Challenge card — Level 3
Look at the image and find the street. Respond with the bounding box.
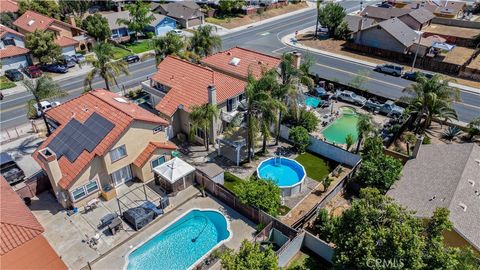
[1,0,479,130]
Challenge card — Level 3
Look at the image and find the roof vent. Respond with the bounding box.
[428,195,436,201]
[468,179,475,187]
[27,20,35,26]
[114,97,128,103]
[229,57,241,66]
[226,52,232,55]
[82,105,89,112]
[458,203,467,212]
[475,159,480,166]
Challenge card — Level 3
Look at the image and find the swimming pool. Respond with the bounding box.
[321,107,359,145]
[304,96,321,108]
[257,157,306,197]
[125,209,231,270]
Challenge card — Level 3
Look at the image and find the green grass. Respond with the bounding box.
[112,40,152,60]
[0,76,16,90]
[223,172,244,192]
[278,205,291,216]
[295,152,333,182]
[205,17,231,24]
[112,46,131,60]
[285,249,331,270]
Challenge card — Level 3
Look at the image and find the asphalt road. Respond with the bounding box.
[1,0,479,130]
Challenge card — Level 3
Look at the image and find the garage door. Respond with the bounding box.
[1,55,28,71]
[156,25,175,36]
[187,18,202,28]
[61,46,76,57]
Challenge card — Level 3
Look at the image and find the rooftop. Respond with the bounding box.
[361,17,419,47]
[13,10,84,34]
[155,2,203,20]
[100,11,167,30]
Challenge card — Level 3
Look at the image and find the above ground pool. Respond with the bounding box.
[126,209,230,270]
[257,157,306,197]
[321,107,359,145]
[304,96,321,108]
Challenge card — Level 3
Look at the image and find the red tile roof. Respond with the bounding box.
[1,0,19,13]
[153,56,247,117]
[0,24,24,38]
[13,10,84,34]
[55,36,78,47]
[0,45,29,58]
[33,89,168,189]
[133,141,177,167]
[0,176,44,255]
[201,47,281,80]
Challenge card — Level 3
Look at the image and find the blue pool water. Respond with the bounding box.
[257,158,305,187]
[305,96,321,108]
[126,210,230,270]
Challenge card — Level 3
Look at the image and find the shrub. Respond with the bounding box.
[313,209,337,243]
[442,126,461,141]
[145,31,154,39]
[298,108,319,132]
[27,99,38,119]
[289,126,310,153]
[422,135,431,144]
[233,178,281,216]
[322,177,332,190]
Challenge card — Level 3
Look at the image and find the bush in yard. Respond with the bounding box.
[322,177,332,190]
[334,20,351,40]
[233,178,281,216]
[26,99,38,119]
[317,2,346,38]
[298,108,319,132]
[289,126,310,153]
[25,30,61,64]
[220,240,279,270]
[313,209,337,243]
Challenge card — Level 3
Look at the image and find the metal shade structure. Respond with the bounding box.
[153,157,195,185]
[432,42,455,52]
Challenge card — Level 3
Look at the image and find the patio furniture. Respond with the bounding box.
[123,207,155,231]
[98,213,118,229]
[141,201,164,217]
[84,198,99,213]
[108,217,123,235]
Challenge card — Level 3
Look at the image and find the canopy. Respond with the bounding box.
[432,42,455,51]
[153,157,195,184]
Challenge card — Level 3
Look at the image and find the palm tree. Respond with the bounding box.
[189,25,222,57]
[355,113,374,154]
[148,32,187,64]
[401,131,416,156]
[84,42,130,91]
[189,103,219,151]
[24,76,67,135]
[402,74,460,133]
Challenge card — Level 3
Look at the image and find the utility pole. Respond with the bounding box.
[315,0,323,39]
[411,33,423,71]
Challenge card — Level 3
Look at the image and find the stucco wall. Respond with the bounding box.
[136,149,173,182]
[303,231,334,263]
[355,26,407,53]
[278,232,305,267]
[50,21,74,38]
[0,32,25,48]
[399,15,422,31]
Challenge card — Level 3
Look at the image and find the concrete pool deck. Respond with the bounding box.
[90,196,257,270]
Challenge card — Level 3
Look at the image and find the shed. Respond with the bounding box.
[153,157,195,194]
[196,163,224,185]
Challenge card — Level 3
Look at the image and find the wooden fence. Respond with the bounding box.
[15,171,51,199]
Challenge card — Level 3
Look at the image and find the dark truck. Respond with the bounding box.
[1,152,25,185]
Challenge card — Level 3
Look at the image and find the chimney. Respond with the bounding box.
[208,84,218,143]
[68,15,76,27]
[39,148,67,207]
[291,51,302,69]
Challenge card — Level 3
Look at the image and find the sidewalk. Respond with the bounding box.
[282,27,480,95]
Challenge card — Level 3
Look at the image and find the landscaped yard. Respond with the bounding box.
[286,249,331,270]
[112,40,152,59]
[223,172,244,192]
[0,76,16,90]
[295,152,333,182]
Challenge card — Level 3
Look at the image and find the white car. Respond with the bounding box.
[336,91,367,106]
[170,29,184,35]
[33,101,61,117]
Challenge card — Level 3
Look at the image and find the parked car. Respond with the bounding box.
[364,99,404,117]
[364,98,382,112]
[41,63,68,73]
[336,90,367,106]
[402,70,434,81]
[313,86,331,100]
[23,66,43,78]
[123,54,140,64]
[374,63,404,76]
[33,100,61,117]
[0,152,25,185]
[170,29,183,35]
[72,53,86,63]
[60,56,76,68]
[4,69,24,81]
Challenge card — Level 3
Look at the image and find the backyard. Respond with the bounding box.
[0,76,16,90]
[112,40,152,59]
[286,248,331,270]
[295,152,333,182]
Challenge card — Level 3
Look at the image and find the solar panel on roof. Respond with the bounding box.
[47,113,115,163]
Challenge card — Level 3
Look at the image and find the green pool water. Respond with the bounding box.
[322,114,359,145]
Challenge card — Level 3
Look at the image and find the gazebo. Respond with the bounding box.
[153,157,196,194]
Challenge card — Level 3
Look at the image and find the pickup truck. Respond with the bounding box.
[365,99,404,117]
[0,152,25,185]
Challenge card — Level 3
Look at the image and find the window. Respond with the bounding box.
[3,38,15,46]
[153,126,164,134]
[227,98,234,112]
[195,127,205,139]
[111,165,132,186]
[110,145,127,162]
[70,179,99,202]
[151,156,166,170]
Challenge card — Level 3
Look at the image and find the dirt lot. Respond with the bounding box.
[424,24,480,39]
[467,54,480,70]
[443,46,476,65]
[206,2,308,29]
[297,33,480,88]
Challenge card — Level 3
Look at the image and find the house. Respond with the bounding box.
[359,6,434,31]
[0,24,30,72]
[201,46,282,80]
[393,0,467,19]
[142,56,247,143]
[13,10,94,55]
[0,176,67,269]
[32,89,176,208]
[151,1,204,29]
[387,143,480,252]
[344,15,375,33]
[409,34,447,57]
[101,11,177,42]
[1,0,19,13]
[351,18,419,54]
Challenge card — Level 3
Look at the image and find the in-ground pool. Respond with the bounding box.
[257,157,306,197]
[321,107,359,145]
[304,96,321,108]
[126,209,231,270]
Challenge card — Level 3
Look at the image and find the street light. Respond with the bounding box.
[411,32,423,71]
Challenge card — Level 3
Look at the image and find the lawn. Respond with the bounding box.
[0,76,16,90]
[295,152,333,182]
[112,40,152,60]
[223,172,244,192]
[286,249,331,270]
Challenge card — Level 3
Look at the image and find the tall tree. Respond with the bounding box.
[59,0,88,17]
[189,25,222,57]
[23,77,67,135]
[402,74,460,133]
[148,31,186,64]
[233,178,281,216]
[82,14,112,42]
[0,12,17,29]
[355,113,374,153]
[25,30,61,64]
[84,42,130,91]
[117,0,154,41]
[220,240,280,270]
[218,0,245,15]
[189,103,219,151]
[317,2,346,38]
[18,0,60,18]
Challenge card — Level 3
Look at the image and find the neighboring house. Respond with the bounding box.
[0,176,67,269]
[387,143,480,253]
[409,34,447,57]
[152,1,204,29]
[142,56,247,143]
[0,24,30,72]
[390,0,467,19]
[344,15,375,33]
[13,10,94,55]
[32,89,175,208]
[351,18,419,54]
[360,6,434,31]
[201,46,281,80]
[1,0,19,13]
[100,11,177,42]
